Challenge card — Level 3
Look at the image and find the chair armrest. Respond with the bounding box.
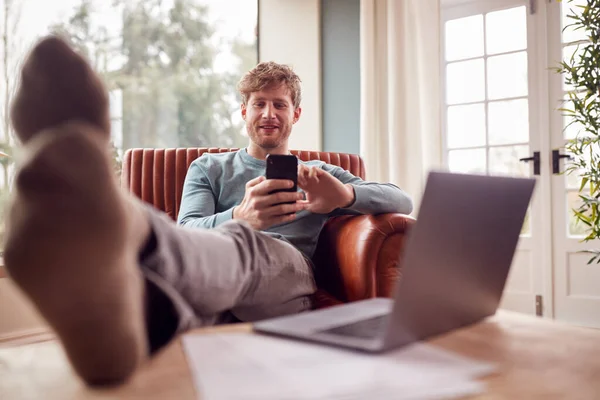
[312,213,416,303]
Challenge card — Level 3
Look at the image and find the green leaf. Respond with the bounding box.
[580,176,590,192]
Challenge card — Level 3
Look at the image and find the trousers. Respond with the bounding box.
[139,206,317,352]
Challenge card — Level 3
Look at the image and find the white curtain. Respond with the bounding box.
[360,0,442,212]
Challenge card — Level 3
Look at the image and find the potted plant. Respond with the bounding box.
[557,0,600,262]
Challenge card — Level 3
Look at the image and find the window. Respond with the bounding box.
[442,2,533,235]
[0,0,258,250]
[443,5,530,177]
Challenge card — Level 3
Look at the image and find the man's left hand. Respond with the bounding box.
[297,164,355,214]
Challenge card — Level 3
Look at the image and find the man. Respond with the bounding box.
[177,61,413,321]
[3,36,412,387]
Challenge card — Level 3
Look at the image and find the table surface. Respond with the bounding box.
[1,310,600,399]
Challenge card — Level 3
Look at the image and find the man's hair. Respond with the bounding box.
[237,61,302,109]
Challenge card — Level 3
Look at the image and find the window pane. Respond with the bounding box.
[568,190,592,237]
[521,209,531,236]
[54,0,257,151]
[445,15,484,61]
[487,52,528,100]
[447,104,486,149]
[109,90,124,151]
[488,99,529,145]
[446,59,485,104]
[0,0,258,251]
[486,6,527,55]
[0,164,6,189]
[489,145,530,177]
[566,167,583,190]
[563,113,588,140]
[448,149,486,174]
[561,92,592,140]
[562,0,589,44]
[565,147,590,190]
[562,44,586,92]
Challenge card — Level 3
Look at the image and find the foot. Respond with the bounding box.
[4,36,151,386]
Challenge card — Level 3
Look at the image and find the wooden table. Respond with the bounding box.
[1,311,599,399]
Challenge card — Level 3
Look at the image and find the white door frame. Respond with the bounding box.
[533,0,556,319]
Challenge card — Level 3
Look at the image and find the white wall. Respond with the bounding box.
[258,0,322,152]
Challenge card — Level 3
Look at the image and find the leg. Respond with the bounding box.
[5,124,150,385]
[140,205,316,331]
[5,36,152,386]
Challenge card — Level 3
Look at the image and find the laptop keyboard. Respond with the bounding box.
[318,315,389,339]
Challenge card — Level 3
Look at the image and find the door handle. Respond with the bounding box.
[552,149,573,174]
[519,151,540,175]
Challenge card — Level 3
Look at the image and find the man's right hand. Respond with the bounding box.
[232,176,306,230]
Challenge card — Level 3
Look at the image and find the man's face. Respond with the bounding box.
[241,84,301,151]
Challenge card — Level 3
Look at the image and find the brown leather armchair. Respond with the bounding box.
[121,148,415,308]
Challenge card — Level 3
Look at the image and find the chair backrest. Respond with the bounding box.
[121,147,366,221]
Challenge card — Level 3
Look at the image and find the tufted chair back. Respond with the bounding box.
[121,148,366,220]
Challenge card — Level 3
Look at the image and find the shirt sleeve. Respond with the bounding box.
[322,164,414,215]
[177,161,235,228]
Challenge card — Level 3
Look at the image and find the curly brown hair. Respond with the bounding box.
[237,61,302,109]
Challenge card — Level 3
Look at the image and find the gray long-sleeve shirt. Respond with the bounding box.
[177,149,413,259]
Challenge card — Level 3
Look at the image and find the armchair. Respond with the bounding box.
[121,148,415,308]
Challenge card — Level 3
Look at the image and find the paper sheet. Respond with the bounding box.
[182,332,496,400]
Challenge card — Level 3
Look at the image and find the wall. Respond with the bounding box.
[321,0,361,155]
[258,0,322,152]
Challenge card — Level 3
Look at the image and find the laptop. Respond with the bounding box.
[253,171,536,352]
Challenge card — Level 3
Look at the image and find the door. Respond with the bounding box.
[548,0,600,328]
[441,0,550,316]
[442,0,600,328]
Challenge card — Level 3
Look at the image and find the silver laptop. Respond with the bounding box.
[253,171,536,352]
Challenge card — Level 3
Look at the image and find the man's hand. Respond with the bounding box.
[233,176,306,230]
[297,164,355,214]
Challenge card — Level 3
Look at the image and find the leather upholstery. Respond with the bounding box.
[122,148,415,308]
[312,213,414,303]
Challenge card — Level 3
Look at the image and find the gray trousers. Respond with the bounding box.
[139,207,317,352]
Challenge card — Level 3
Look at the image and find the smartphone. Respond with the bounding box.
[265,154,298,197]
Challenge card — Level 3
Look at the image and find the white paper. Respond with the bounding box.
[182,332,495,400]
